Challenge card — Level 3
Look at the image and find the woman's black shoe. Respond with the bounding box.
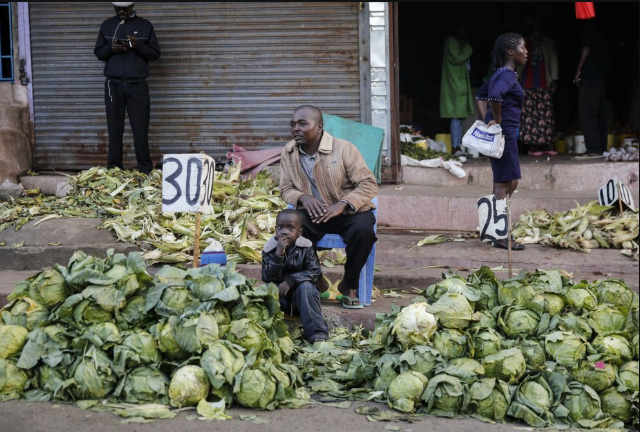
[492,239,525,250]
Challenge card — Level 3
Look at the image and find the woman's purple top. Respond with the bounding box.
[476,67,524,131]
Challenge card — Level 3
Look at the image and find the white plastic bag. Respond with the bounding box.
[462,120,505,158]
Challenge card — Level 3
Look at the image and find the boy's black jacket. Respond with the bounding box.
[94,13,161,82]
[261,236,321,290]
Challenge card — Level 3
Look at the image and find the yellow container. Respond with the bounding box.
[435,133,452,153]
[555,139,567,154]
[607,134,616,150]
[415,139,427,149]
[618,134,636,147]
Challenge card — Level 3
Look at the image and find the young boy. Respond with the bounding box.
[262,209,329,343]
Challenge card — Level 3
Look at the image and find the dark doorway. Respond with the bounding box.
[398,2,640,139]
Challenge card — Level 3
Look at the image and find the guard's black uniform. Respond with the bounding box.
[94,12,161,173]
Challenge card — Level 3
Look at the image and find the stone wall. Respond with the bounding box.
[0,3,31,197]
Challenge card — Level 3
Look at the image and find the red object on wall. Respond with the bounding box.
[576,2,596,19]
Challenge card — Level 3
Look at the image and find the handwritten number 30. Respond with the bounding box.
[162,157,182,205]
[162,157,213,207]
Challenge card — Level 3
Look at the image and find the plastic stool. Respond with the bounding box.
[286,197,377,306]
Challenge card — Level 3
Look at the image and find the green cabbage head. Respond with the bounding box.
[469,327,502,359]
[433,329,468,359]
[518,340,546,371]
[0,359,30,401]
[592,334,633,365]
[617,361,639,392]
[499,306,541,338]
[560,382,602,423]
[588,305,627,335]
[28,269,69,308]
[594,279,634,314]
[600,387,633,423]
[118,366,170,404]
[564,283,598,311]
[233,364,277,409]
[399,345,442,379]
[421,373,469,417]
[426,293,479,329]
[0,325,28,359]
[391,303,438,349]
[168,365,210,408]
[441,358,484,384]
[72,346,118,400]
[387,371,428,413]
[558,312,593,341]
[468,378,511,422]
[544,331,587,367]
[481,348,527,384]
[572,360,617,392]
[1,298,49,330]
[506,374,555,428]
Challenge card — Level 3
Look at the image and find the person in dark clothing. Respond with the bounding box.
[262,209,329,344]
[94,2,161,174]
[574,18,609,156]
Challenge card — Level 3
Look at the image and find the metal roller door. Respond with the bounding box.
[29,2,362,170]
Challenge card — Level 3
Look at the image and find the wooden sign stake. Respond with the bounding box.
[193,212,201,268]
[617,180,624,215]
[507,195,513,277]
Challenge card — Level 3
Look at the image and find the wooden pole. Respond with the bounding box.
[193,212,201,268]
[617,180,624,215]
[507,195,513,277]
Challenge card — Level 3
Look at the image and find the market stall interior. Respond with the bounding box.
[397,2,639,156]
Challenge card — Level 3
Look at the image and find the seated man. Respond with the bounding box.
[262,209,328,343]
[279,105,378,309]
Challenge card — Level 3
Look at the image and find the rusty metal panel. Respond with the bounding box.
[29,2,361,170]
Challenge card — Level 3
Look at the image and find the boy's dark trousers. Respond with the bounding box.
[104,80,153,173]
[280,282,328,343]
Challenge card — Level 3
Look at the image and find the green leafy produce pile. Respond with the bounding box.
[2,258,638,429]
[0,165,284,264]
[513,201,639,261]
[400,142,455,161]
[294,267,639,430]
[0,250,306,418]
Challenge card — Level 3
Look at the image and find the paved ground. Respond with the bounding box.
[0,400,535,432]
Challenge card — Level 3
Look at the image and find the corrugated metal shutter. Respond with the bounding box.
[29,2,361,170]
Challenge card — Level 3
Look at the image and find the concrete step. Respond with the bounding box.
[377,184,640,231]
[20,174,71,197]
[400,156,639,191]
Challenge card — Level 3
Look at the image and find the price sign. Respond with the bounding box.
[598,178,635,211]
[162,154,215,214]
[477,195,508,241]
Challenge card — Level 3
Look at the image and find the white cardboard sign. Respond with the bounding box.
[162,154,215,214]
[477,194,508,241]
[598,178,635,211]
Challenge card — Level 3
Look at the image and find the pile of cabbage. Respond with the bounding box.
[2,256,639,430]
[0,250,305,413]
[295,267,639,430]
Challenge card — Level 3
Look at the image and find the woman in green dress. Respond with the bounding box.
[440,24,474,153]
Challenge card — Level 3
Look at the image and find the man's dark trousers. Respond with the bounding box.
[298,210,377,294]
[105,80,153,173]
[579,80,608,154]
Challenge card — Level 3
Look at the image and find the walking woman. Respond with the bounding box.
[476,33,528,250]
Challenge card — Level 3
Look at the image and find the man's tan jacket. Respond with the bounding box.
[279,131,378,213]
